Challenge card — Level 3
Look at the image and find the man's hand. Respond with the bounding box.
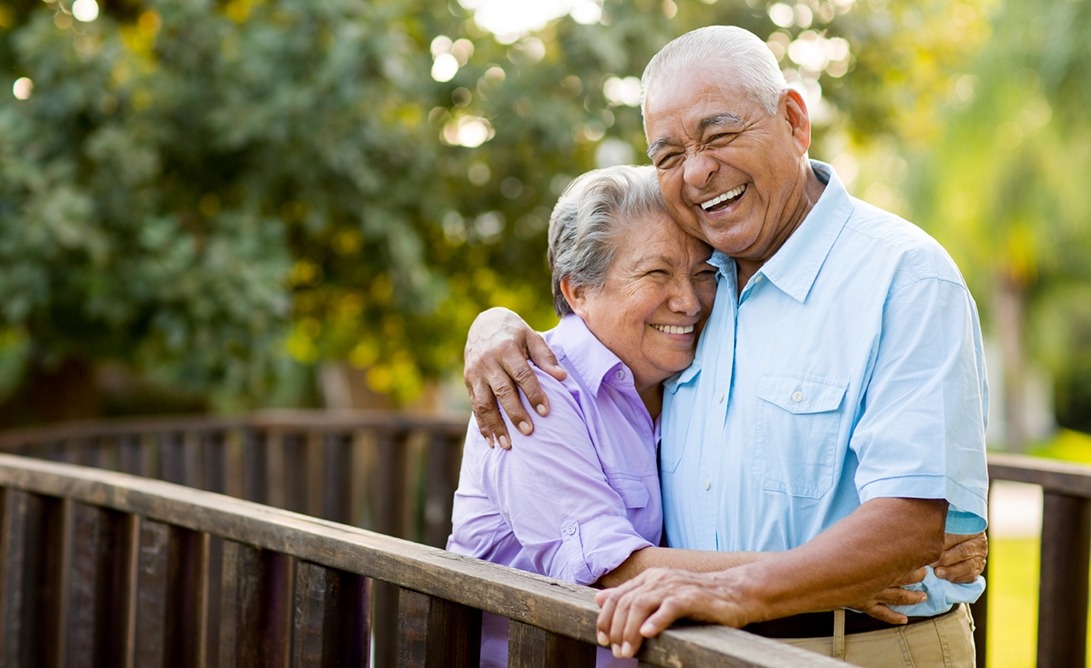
[848,568,927,624]
[594,568,754,659]
[933,532,987,583]
[463,308,566,448]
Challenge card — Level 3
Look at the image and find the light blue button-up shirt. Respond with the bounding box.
[660,161,989,616]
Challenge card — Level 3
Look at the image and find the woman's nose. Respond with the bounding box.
[670,279,701,316]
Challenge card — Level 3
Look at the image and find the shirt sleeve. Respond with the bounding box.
[851,271,990,534]
[482,369,655,585]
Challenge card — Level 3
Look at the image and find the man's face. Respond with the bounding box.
[643,65,811,265]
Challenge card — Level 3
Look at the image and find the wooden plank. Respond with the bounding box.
[221,542,293,668]
[1037,492,1090,668]
[100,510,139,668]
[304,430,325,518]
[241,429,269,504]
[293,562,371,667]
[989,453,1091,496]
[509,619,595,667]
[321,432,353,525]
[134,519,171,667]
[164,526,209,668]
[67,503,105,668]
[0,489,29,666]
[422,429,463,548]
[371,428,408,668]
[397,588,480,668]
[161,431,186,484]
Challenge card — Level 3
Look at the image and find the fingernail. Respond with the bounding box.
[621,642,632,657]
[536,404,548,416]
[934,568,946,578]
[597,632,608,646]
[518,421,531,435]
[485,435,495,448]
[499,435,510,449]
[612,644,623,658]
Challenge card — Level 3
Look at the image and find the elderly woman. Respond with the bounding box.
[447,165,930,666]
[447,165,723,666]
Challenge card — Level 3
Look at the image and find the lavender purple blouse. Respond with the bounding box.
[447,314,664,666]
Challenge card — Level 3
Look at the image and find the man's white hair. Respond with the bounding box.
[640,25,788,126]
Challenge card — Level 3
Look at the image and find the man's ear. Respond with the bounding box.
[559,277,588,317]
[782,88,812,154]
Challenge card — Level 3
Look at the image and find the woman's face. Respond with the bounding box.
[568,211,716,393]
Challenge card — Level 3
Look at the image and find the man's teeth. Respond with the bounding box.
[700,184,746,211]
[653,324,694,334]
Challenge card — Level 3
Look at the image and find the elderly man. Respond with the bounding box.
[464,25,988,666]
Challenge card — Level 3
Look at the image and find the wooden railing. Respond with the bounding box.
[0,410,467,667]
[1,413,1088,667]
[985,454,1091,668]
[0,453,842,667]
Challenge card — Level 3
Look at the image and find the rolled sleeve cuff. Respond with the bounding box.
[859,474,988,535]
[555,515,654,586]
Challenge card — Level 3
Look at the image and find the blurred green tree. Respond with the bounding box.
[902,0,1091,445]
[0,0,993,423]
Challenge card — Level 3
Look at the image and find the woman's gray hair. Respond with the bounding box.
[548,164,666,316]
[641,26,787,122]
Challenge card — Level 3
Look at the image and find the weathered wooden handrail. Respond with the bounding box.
[3,413,1089,666]
[987,454,1091,668]
[0,453,841,667]
[0,410,469,666]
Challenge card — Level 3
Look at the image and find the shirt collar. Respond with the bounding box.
[552,314,626,395]
[710,160,852,304]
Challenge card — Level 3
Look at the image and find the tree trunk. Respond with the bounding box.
[994,271,1029,452]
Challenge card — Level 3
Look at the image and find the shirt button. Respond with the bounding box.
[563,522,577,536]
[614,369,626,380]
[702,479,711,491]
[716,392,725,405]
[791,391,804,402]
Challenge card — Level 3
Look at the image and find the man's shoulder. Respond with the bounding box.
[838,198,965,284]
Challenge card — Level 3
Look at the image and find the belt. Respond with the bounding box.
[743,603,961,639]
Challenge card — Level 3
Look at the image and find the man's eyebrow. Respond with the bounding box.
[698,112,744,132]
[646,112,745,160]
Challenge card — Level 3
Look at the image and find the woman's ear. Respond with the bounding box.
[559,277,588,317]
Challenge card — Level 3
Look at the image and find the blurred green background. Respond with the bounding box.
[3,0,1090,446]
[3,1,1091,664]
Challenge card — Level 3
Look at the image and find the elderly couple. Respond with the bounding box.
[447,25,989,667]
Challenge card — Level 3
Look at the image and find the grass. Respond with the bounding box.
[986,537,1040,668]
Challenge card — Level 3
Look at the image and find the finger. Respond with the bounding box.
[498,360,545,434]
[490,378,534,439]
[526,332,567,385]
[934,532,986,567]
[873,585,927,607]
[857,602,909,625]
[935,557,986,584]
[468,378,514,449]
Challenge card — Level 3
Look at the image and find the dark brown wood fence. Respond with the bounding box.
[1,412,1087,667]
[0,452,843,667]
[0,410,467,667]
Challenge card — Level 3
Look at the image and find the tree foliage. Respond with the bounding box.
[903,0,1091,438]
[0,0,997,418]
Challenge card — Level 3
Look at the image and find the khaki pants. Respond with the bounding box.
[779,605,976,667]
